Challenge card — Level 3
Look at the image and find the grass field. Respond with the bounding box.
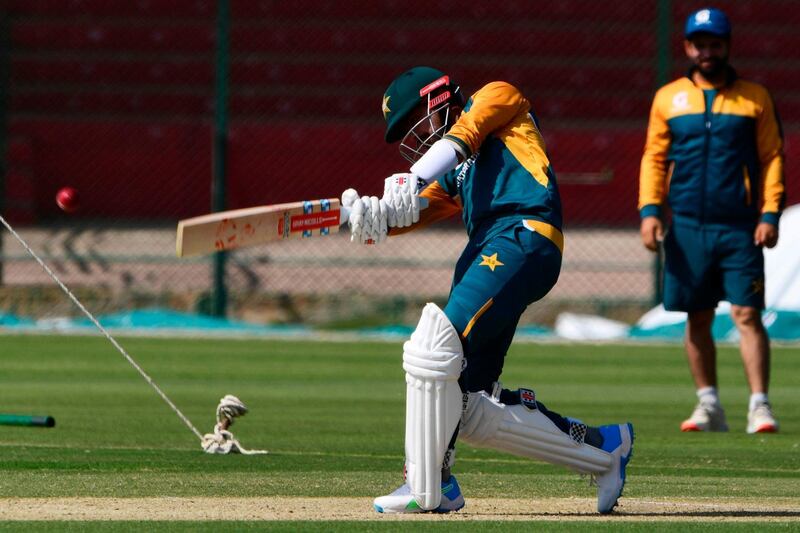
[1,333,799,530]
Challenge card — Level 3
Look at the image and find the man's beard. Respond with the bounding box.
[697,57,728,78]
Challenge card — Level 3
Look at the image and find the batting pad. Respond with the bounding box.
[402,303,464,511]
[460,391,612,474]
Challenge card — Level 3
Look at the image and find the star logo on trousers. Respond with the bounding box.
[479,253,504,272]
[751,278,765,295]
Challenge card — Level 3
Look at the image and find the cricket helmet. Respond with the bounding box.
[381,66,462,163]
[685,7,731,39]
[382,66,461,141]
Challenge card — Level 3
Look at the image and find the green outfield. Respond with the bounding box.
[0,334,798,530]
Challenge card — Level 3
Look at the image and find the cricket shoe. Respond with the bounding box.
[373,475,465,514]
[595,422,634,514]
[680,401,729,432]
[747,401,779,434]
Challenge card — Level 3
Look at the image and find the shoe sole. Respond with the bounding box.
[437,502,465,513]
[374,502,465,514]
[680,422,729,432]
[748,424,778,434]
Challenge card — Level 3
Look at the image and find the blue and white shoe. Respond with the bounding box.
[373,475,465,514]
[595,423,634,514]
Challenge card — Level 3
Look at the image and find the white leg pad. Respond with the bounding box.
[402,303,464,511]
[460,391,612,474]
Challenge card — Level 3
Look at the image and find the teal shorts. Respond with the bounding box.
[443,220,562,393]
[663,221,765,312]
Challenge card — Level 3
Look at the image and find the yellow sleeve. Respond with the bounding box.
[756,90,786,221]
[638,90,672,216]
[388,181,462,236]
[444,82,530,157]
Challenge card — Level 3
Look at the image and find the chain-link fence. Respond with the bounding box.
[1,1,798,329]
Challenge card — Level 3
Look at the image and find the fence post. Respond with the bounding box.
[211,0,230,316]
[653,0,672,306]
[0,6,10,286]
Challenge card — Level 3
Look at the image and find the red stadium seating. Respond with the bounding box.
[11,57,655,99]
[8,119,797,225]
[11,20,654,58]
[8,120,213,219]
[11,57,214,86]
[673,0,795,26]
[232,0,657,23]
[11,91,656,121]
[3,137,36,223]
[11,91,213,116]
[230,25,655,58]
[3,1,798,225]
[11,21,214,53]
[9,0,655,23]
[7,0,215,18]
[231,62,655,93]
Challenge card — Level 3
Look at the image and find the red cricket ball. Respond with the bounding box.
[56,187,79,213]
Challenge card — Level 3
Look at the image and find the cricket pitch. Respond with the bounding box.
[3,497,799,522]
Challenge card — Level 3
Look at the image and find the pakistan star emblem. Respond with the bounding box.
[479,253,504,272]
[751,279,765,295]
[382,95,391,118]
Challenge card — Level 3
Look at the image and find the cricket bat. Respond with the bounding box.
[176,197,430,257]
[176,198,344,257]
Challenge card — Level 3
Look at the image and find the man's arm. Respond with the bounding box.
[639,91,671,251]
[754,89,785,248]
[444,81,530,159]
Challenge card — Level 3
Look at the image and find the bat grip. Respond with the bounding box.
[339,197,429,225]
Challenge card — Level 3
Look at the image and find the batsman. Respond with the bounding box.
[341,67,634,515]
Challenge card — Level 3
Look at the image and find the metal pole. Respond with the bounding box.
[211,0,230,316]
[653,0,672,306]
[0,7,10,285]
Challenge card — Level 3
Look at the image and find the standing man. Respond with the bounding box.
[639,8,785,433]
[343,66,633,514]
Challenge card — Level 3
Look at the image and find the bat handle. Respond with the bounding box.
[339,197,429,225]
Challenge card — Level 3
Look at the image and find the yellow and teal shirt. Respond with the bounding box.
[639,68,785,227]
[395,81,563,252]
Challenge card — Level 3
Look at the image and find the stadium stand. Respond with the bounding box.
[4,0,797,224]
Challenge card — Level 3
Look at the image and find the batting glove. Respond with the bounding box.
[383,173,422,228]
[341,188,387,244]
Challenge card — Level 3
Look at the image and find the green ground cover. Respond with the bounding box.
[0,334,798,529]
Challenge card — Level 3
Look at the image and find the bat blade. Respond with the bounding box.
[176,198,342,257]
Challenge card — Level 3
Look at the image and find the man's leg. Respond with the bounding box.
[460,388,633,514]
[680,309,728,432]
[662,223,726,431]
[373,303,465,513]
[731,305,769,393]
[373,238,491,516]
[685,309,717,389]
[731,305,778,433]
[446,228,633,513]
[717,224,776,433]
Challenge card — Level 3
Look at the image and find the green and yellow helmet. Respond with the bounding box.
[381,66,461,143]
